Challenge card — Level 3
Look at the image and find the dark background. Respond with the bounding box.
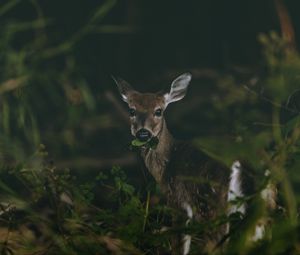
[8,0,300,81]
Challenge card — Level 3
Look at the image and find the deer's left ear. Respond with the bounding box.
[112,76,134,103]
[164,73,192,106]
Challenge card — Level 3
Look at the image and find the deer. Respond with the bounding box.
[113,73,276,255]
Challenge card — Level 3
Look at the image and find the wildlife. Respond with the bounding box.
[113,73,275,254]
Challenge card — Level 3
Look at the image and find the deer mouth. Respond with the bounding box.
[135,129,152,142]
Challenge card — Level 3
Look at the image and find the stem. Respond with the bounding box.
[269,106,298,226]
[272,106,282,144]
[143,191,150,232]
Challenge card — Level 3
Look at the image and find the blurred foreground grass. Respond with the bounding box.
[1,1,300,254]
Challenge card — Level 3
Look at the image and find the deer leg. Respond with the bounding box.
[170,202,193,255]
[182,202,193,255]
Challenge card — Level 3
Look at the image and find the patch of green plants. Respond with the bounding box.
[0,147,176,254]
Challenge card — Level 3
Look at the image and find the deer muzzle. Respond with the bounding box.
[136,128,152,142]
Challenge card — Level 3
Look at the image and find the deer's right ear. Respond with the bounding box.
[112,76,133,103]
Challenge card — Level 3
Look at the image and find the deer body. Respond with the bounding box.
[113,73,270,254]
[141,123,229,222]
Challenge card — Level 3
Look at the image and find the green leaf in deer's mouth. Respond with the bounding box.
[131,139,148,147]
[131,137,159,149]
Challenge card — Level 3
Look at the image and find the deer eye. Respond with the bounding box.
[154,108,162,117]
[129,108,136,117]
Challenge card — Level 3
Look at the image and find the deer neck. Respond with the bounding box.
[141,120,173,183]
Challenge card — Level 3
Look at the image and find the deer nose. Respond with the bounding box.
[136,129,152,142]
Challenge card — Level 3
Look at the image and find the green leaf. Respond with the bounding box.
[131,139,148,147]
[131,137,159,149]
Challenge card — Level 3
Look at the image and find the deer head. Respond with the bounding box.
[113,73,192,143]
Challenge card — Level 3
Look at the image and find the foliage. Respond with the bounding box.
[194,31,300,254]
[0,148,176,254]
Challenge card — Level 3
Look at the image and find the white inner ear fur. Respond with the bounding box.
[164,73,192,106]
[121,94,128,103]
[112,76,134,104]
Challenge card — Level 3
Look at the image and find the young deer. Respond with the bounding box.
[113,73,274,254]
